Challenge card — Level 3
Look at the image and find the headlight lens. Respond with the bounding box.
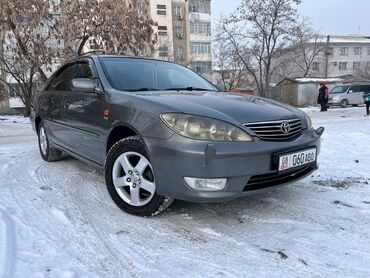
[160,113,253,142]
[304,113,312,129]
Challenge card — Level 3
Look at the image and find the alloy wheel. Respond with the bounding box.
[39,126,48,155]
[112,151,156,207]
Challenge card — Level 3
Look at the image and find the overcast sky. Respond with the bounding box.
[212,0,370,36]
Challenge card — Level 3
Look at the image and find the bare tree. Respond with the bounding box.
[354,62,370,80]
[289,19,323,77]
[213,31,248,91]
[221,0,302,97]
[0,0,59,116]
[57,0,156,59]
[0,0,157,116]
[0,82,6,109]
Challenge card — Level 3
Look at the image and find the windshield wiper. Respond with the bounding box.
[164,87,215,91]
[127,88,159,92]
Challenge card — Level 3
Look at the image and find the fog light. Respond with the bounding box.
[183,177,227,191]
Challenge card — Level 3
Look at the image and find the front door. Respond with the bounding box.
[59,59,106,165]
[42,63,76,146]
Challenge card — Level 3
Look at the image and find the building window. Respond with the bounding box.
[158,46,169,57]
[157,4,166,15]
[158,26,167,36]
[191,42,211,54]
[190,2,210,13]
[339,62,347,70]
[8,83,20,97]
[312,62,319,71]
[138,2,145,15]
[353,62,361,70]
[174,6,183,18]
[190,22,211,35]
[175,26,183,39]
[354,47,362,55]
[191,62,212,74]
[340,47,348,55]
[176,46,184,60]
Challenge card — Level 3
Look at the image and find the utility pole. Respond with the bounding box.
[324,35,330,78]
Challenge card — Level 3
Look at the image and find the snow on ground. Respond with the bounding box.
[0,107,369,278]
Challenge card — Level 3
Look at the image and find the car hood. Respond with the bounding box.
[132,91,304,125]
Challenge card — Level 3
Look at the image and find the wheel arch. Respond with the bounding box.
[106,125,139,154]
[35,116,42,134]
[340,99,349,107]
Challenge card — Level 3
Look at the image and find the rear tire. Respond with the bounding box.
[38,122,63,162]
[104,137,174,216]
[340,99,348,108]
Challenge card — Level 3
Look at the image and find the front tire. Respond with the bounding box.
[340,99,348,108]
[104,137,173,216]
[38,122,63,162]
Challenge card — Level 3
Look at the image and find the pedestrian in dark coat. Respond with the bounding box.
[363,90,370,116]
[317,82,329,112]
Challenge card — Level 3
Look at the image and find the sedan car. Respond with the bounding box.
[31,55,324,216]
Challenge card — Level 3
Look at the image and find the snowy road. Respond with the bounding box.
[0,107,369,277]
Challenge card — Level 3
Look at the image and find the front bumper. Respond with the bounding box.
[328,99,340,105]
[144,128,323,202]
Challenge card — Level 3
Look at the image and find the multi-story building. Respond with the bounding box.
[150,0,212,80]
[274,35,370,81]
[316,35,370,78]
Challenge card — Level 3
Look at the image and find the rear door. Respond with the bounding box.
[59,58,106,165]
[353,85,365,104]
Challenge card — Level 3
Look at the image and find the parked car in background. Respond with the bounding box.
[31,55,324,216]
[328,83,370,108]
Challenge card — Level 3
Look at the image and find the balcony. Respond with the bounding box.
[189,12,211,22]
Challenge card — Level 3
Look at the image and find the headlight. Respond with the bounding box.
[304,113,312,129]
[160,113,253,142]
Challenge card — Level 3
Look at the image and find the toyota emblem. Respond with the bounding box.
[280,122,291,134]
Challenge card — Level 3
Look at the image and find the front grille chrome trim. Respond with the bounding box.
[243,119,302,141]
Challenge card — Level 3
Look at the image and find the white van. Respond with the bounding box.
[328,83,370,108]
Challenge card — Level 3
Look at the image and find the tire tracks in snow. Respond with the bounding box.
[8,152,137,277]
[70,170,141,278]
[0,209,16,278]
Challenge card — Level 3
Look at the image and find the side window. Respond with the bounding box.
[351,86,365,93]
[359,85,367,92]
[74,61,94,79]
[73,59,102,91]
[47,63,76,91]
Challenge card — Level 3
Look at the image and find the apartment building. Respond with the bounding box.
[150,0,212,80]
[316,35,370,78]
[274,35,370,81]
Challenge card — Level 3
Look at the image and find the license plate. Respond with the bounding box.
[278,148,316,172]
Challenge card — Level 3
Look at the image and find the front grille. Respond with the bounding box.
[243,165,316,192]
[244,119,302,141]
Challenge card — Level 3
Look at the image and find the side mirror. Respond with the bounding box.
[71,78,97,92]
[348,90,353,94]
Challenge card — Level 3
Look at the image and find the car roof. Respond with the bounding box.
[76,54,180,65]
[334,83,370,86]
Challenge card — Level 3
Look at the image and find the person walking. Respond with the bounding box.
[364,90,370,116]
[317,82,329,112]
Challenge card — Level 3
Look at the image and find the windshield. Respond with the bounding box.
[330,85,349,94]
[99,57,217,92]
